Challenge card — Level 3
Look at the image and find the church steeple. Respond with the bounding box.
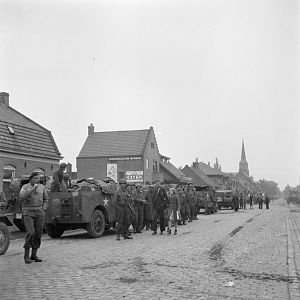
[239,139,249,176]
[241,140,246,161]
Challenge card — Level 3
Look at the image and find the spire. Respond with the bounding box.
[241,140,246,161]
[239,139,249,176]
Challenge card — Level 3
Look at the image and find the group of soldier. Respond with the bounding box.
[113,179,213,240]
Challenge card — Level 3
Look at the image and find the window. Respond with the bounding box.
[146,158,149,170]
[3,165,16,182]
[153,160,158,173]
[7,126,15,134]
[151,142,155,149]
[34,168,45,176]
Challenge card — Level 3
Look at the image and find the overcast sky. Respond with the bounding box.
[0,0,299,189]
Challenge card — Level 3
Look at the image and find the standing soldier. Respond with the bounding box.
[178,188,187,225]
[114,179,133,240]
[232,191,239,211]
[151,180,168,235]
[265,193,270,209]
[258,193,263,209]
[132,184,145,233]
[185,187,192,222]
[19,172,48,264]
[144,185,154,230]
[50,163,67,192]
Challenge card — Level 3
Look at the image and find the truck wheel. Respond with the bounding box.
[13,218,26,232]
[46,224,65,238]
[0,222,10,255]
[87,209,105,238]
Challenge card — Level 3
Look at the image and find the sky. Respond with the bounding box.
[0,0,299,189]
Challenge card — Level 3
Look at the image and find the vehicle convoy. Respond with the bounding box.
[0,201,14,255]
[215,190,234,210]
[45,179,117,238]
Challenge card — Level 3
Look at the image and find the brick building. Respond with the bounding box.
[159,155,192,185]
[181,164,216,189]
[0,92,62,195]
[77,124,161,184]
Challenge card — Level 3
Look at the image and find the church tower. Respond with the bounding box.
[239,140,249,176]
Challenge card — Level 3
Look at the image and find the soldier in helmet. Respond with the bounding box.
[132,184,146,233]
[114,179,133,240]
[50,163,67,192]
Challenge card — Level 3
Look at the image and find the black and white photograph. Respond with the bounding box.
[0,0,299,299]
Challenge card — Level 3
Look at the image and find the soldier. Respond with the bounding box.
[50,163,67,192]
[132,184,146,233]
[185,187,192,222]
[151,180,168,235]
[232,191,239,211]
[265,194,270,209]
[258,193,263,209]
[144,185,154,230]
[19,172,48,264]
[178,188,187,225]
[114,179,133,240]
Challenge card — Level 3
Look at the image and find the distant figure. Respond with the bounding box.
[249,194,253,209]
[50,163,67,192]
[265,194,270,209]
[258,193,263,209]
[233,192,239,212]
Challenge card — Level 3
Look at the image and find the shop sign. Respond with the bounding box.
[126,171,143,183]
[109,157,142,161]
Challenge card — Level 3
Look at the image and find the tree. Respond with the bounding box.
[258,179,281,198]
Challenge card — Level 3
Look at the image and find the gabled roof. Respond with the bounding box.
[78,128,150,158]
[182,165,217,188]
[196,162,229,177]
[0,104,62,159]
[160,160,192,183]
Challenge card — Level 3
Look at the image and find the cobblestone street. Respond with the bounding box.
[1,199,300,300]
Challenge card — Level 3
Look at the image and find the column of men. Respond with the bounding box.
[114,180,205,241]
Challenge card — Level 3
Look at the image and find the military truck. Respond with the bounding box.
[0,202,14,255]
[45,179,117,238]
[215,190,234,210]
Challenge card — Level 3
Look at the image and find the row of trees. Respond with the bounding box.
[258,179,281,198]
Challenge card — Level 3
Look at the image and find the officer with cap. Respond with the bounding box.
[19,172,48,263]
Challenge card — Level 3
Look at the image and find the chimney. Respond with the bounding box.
[88,123,94,136]
[66,163,72,173]
[0,92,9,106]
[208,161,210,167]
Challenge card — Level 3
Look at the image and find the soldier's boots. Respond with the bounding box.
[152,231,157,235]
[174,229,177,235]
[30,248,42,262]
[116,234,120,241]
[124,234,133,239]
[167,228,171,235]
[24,248,32,264]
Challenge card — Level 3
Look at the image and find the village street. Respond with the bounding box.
[1,199,300,300]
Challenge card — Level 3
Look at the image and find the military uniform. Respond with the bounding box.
[178,190,187,225]
[144,187,154,229]
[132,186,144,233]
[185,188,192,222]
[115,182,133,240]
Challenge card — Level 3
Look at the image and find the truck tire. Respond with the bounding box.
[0,222,10,255]
[46,224,65,238]
[87,209,105,238]
[13,218,26,232]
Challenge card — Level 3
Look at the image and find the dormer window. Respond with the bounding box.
[7,126,15,134]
